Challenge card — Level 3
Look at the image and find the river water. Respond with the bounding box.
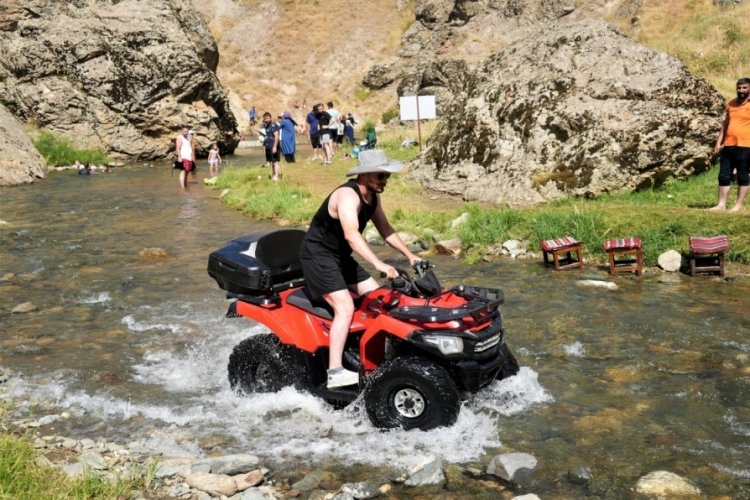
[1,163,749,497]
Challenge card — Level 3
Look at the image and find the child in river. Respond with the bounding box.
[208,143,221,178]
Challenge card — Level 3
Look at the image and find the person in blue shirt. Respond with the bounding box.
[262,112,281,181]
[279,110,298,163]
[305,104,322,161]
[248,106,257,126]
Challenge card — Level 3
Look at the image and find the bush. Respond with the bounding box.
[33,131,110,166]
[381,107,399,124]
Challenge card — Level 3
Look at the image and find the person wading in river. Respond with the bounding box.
[175,127,195,190]
[298,149,421,388]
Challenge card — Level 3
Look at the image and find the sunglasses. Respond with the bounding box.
[375,172,391,181]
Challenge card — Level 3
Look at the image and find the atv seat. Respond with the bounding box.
[287,287,370,320]
[287,287,334,320]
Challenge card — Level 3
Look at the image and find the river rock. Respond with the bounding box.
[0,104,47,186]
[138,247,168,259]
[512,495,541,500]
[567,465,593,485]
[450,212,469,229]
[196,453,260,475]
[434,238,462,256]
[398,231,419,245]
[576,280,618,290]
[0,0,239,174]
[12,302,38,313]
[233,469,264,490]
[657,250,683,272]
[292,470,336,492]
[633,470,701,497]
[338,481,380,499]
[487,452,538,482]
[185,471,239,497]
[409,19,723,206]
[404,455,445,486]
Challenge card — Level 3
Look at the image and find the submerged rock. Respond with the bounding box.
[576,280,618,290]
[12,302,38,313]
[633,470,701,497]
[404,455,445,486]
[487,452,538,482]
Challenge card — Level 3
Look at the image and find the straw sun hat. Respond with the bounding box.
[346,149,403,176]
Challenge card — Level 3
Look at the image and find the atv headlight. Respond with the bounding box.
[422,335,464,355]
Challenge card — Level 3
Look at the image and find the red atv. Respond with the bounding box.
[208,229,519,430]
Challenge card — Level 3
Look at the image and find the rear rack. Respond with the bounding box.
[389,286,504,323]
[227,277,306,305]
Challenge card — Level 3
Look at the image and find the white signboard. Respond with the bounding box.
[399,95,436,121]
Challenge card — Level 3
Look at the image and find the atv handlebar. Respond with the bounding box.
[379,260,434,295]
[379,260,432,280]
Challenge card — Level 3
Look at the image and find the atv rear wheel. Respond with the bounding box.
[228,334,299,394]
[364,356,460,430]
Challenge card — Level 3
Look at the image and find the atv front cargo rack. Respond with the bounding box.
[389,286,504,323]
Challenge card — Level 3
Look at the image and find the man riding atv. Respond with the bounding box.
[298,149,421,388]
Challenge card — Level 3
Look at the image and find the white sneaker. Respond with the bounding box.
[327,368,359,388]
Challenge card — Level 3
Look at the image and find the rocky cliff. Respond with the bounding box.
[408,20,724,205]
[364,0,645,109]
[0,0,238,185]
[0,103,45,186]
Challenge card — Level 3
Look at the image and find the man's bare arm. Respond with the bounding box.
[371,202,420,265]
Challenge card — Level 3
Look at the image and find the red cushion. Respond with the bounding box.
[689,235,730,254]
[540,236,580,252]
[603,237,642,251]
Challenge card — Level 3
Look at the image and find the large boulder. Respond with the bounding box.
[0,103,46,186]
[408,20,724,205]
[0,0,238,167]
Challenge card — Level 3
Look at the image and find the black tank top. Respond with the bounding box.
[299,179,378,259]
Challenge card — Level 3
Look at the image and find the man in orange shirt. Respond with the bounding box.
[711,77,750,211]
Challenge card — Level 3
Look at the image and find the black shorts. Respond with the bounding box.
[310,133,321,149]
[299,254,371,297]
[265,147,280,162]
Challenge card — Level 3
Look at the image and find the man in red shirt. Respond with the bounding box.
[710,77,750,211]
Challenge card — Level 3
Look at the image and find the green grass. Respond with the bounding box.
[0,403,155,499]
[214,167,315,222]
[213,153,750,267]
[33,131,110,167]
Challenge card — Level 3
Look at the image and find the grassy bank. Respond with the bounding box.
[33,131,110,167]
[210,127,750,267]
[0,406,153,499]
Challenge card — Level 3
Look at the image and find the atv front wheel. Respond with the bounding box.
[228,334,299,394]
[497,343,520,380]
[364,356,460,430]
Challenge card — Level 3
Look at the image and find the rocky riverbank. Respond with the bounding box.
[1,366,703,500]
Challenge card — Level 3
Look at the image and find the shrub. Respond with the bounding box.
[33,131,110,166]
[381,107,399,124]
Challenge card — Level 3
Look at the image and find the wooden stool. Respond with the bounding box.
[603,237,643,276]
[689,235,730,276]
[540,236,583,270]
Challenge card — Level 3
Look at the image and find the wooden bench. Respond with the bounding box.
[603,237,643,276]
[689,235,730,277]
[540,236,583,271]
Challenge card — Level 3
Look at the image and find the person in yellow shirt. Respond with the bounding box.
[710,77,750,211]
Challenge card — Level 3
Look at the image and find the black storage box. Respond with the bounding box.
[207,229,306,295]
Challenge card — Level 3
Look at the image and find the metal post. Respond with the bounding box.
[416,95,423,153]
